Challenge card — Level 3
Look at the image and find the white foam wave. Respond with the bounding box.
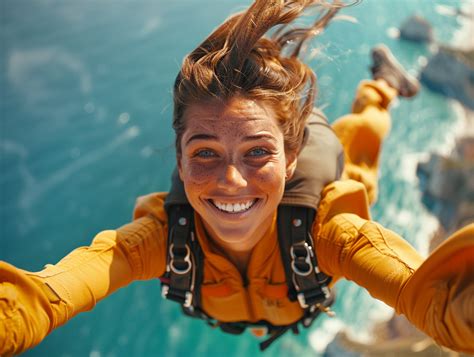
[435,5,458,17]
[417,55,428,67]
[118,112,130,125]
[398,152,429,184]
[339,300,394,346]
[0,140,39,234]
[414,214,439,256]
[138,17,162,37]
[140,146,153,158]
[450,100,472,137]
[7,47,92,104]
[0,140,29,159]
[450,1,474,50]
[19,126,140,209]
[309,318,345,353]
[382,201,435,256]
[386,26,400,39]
[0,140,36,188]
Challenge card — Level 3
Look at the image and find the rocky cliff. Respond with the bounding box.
[323,9,474,357]
[420,47,474,110]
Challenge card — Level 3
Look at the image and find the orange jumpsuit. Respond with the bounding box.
[1,80,473,355]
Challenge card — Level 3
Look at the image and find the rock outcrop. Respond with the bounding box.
[417,133,474,235]
[322,11,474,357]
[420,47,474,110]
[399,15,434,43]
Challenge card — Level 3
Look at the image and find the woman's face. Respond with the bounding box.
[178,96,296,253]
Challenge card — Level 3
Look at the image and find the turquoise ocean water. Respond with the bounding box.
[0,0,466,356]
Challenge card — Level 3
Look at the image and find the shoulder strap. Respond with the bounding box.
[277,205,331,307]
[164,168,189,210]
[276,108,341,310]
[160,204,196,308]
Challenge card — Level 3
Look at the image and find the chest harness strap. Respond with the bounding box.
[160,203,334,351]
[160,204,212,322]
[277,205,333,316]
[160,204,196,308]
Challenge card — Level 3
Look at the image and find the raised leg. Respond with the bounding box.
[332,45,419,204]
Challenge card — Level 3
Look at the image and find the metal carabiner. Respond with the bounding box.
[290,242,313,276]
[169,243,192,274]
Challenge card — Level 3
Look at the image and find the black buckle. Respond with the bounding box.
[161,284,193,308]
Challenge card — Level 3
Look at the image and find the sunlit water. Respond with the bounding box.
[0,0,466,356]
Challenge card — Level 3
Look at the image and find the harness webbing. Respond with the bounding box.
[277,205,331,308]
[161,203,334,351]
[160,205,196,308]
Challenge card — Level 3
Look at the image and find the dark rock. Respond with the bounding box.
[399,15,434,43]
[420,49,474,110]
[417,136,474,233]
[440,46,474,67]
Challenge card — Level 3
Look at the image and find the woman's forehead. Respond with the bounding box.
[185,96,275,121]
[182,97,281,134]
[183,98,282,143]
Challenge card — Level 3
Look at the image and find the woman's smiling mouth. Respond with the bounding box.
[209,199,257,213]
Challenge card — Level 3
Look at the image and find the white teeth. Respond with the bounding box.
[212,199,256,213]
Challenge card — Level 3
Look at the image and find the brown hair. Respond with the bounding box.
[173,0,356,155]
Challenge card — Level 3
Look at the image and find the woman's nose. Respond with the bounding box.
[217,164,247,192]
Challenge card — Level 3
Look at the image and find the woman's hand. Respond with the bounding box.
[397,224,474,354]
[0,262,54,355]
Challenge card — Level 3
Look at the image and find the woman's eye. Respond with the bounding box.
[195,149,216,158]
[247,148,270,157]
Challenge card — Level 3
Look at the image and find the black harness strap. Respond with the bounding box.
[161,205,196,308]
[277,205,331,308]
[162,202,334,352]
[162,203,215,324]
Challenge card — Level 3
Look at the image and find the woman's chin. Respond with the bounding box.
[208,225,261,251]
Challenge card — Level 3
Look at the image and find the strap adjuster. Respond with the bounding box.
[161,283,193,308]
[183,291,193,308]
[161,284,169,299]
[169,243,192,274]
[297,292,309,308]
[290,242,314,276]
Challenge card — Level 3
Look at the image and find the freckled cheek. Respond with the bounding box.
[183,162,218,186]
[248,165,285,192]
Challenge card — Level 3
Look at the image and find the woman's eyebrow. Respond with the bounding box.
[185,133,218,145]
[243,134,277,142]
[185,133,277,145]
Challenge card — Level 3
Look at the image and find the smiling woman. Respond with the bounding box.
[1,0,474,355]
[178,97,291,263]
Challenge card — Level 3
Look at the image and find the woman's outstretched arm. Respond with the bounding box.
[316,211,474,354]
[0,193,168,355]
